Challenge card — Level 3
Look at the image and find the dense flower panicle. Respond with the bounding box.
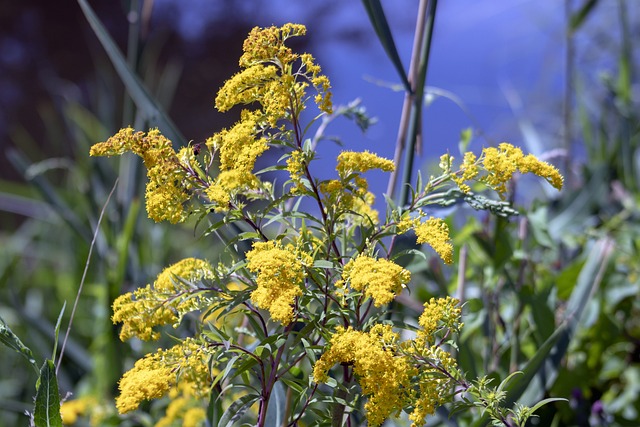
[112,258,215,341]
[217,24,332,122]
[313,325,413,427]
[246,241,310,325]
[452,151,479,193]
[417,296,463,341]
[414,217,454,264]
[239,24,306,68]
[336,151,395,178]
[480,143,564,196]
[341,255,411,306]
[116,339,212,414]
[90,127,190,223]
[286,149,306,194]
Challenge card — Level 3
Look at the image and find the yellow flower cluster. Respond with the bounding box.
[285,149,306,194]
[451,151,479,193]
[155,382,207,427]
[207,24,333,210]
[336,150,395,178]
[340,255,411,306]
[313,325,413,427]
[116,338,211,414]
[60,396,100,426]
[449,143,564,197]
[314,300,462,427]
[205,110,268,209]
[414,217,454,264]
[217,24,331,120]
[90,128,190,223]
[246,241,311,325]
[112,258,215,341]
[417,296,463,342]
[319,151,395,225]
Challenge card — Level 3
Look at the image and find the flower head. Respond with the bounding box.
[414,217,454,264]
[341,255,411,306]
[246,241,310,325]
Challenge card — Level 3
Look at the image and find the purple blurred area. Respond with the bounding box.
[0,0,629,194]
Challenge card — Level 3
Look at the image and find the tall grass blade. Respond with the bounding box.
[76,0,185,147]
[360,0,411,92]
[7,149,92,242]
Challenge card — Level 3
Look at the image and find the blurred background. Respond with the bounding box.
[1,0,639,426]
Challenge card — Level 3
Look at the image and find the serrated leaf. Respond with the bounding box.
[33,360,63,427]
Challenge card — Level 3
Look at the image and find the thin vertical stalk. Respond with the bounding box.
[397,0,438,207]
[563,0,574,188]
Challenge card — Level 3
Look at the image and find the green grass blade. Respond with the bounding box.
[7,149,92,242]
[570,0,599,32]
[33,360,63,427]
[76,0,186,147]
[360,0,411,92]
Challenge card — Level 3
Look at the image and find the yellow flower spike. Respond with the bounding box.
[414,217,454,264]
[246,241,308,325]
[452,151,479,193]
[417,296,463,340]
[115,339,211,414]
[286,149,306,194]
[90,127,191,223]
[112,258,215,341]
[239,24,306,68]
[313,326,413,427]
[341,255,411,306]
[336,150,395,178]
[518,153,564,190]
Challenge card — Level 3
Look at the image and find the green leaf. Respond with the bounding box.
[0,315,39,373]
[360,0,411,92]
[76,0,185,147]
[33,360,63,427]
[570,0,599,32]
[52,302,66,362]
[218,393,260,427]
[458,127,473,154]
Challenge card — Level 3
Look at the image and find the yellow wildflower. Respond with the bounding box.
[452,151,479,193]
[518,153,564,191]
[417,296,463,341]
[90,127,190,223]
[60,396,97,425]
[116,338,211,414]
[112,258,215,341]
[480,142,564,196]
[336,150,395,178]
[414,217,454,264]
[155,381,208,427]
[239,23,306,68]
[246,241,310,325]
[313,325,413,427]
[286,149,306,194]
[341,255,411,306]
